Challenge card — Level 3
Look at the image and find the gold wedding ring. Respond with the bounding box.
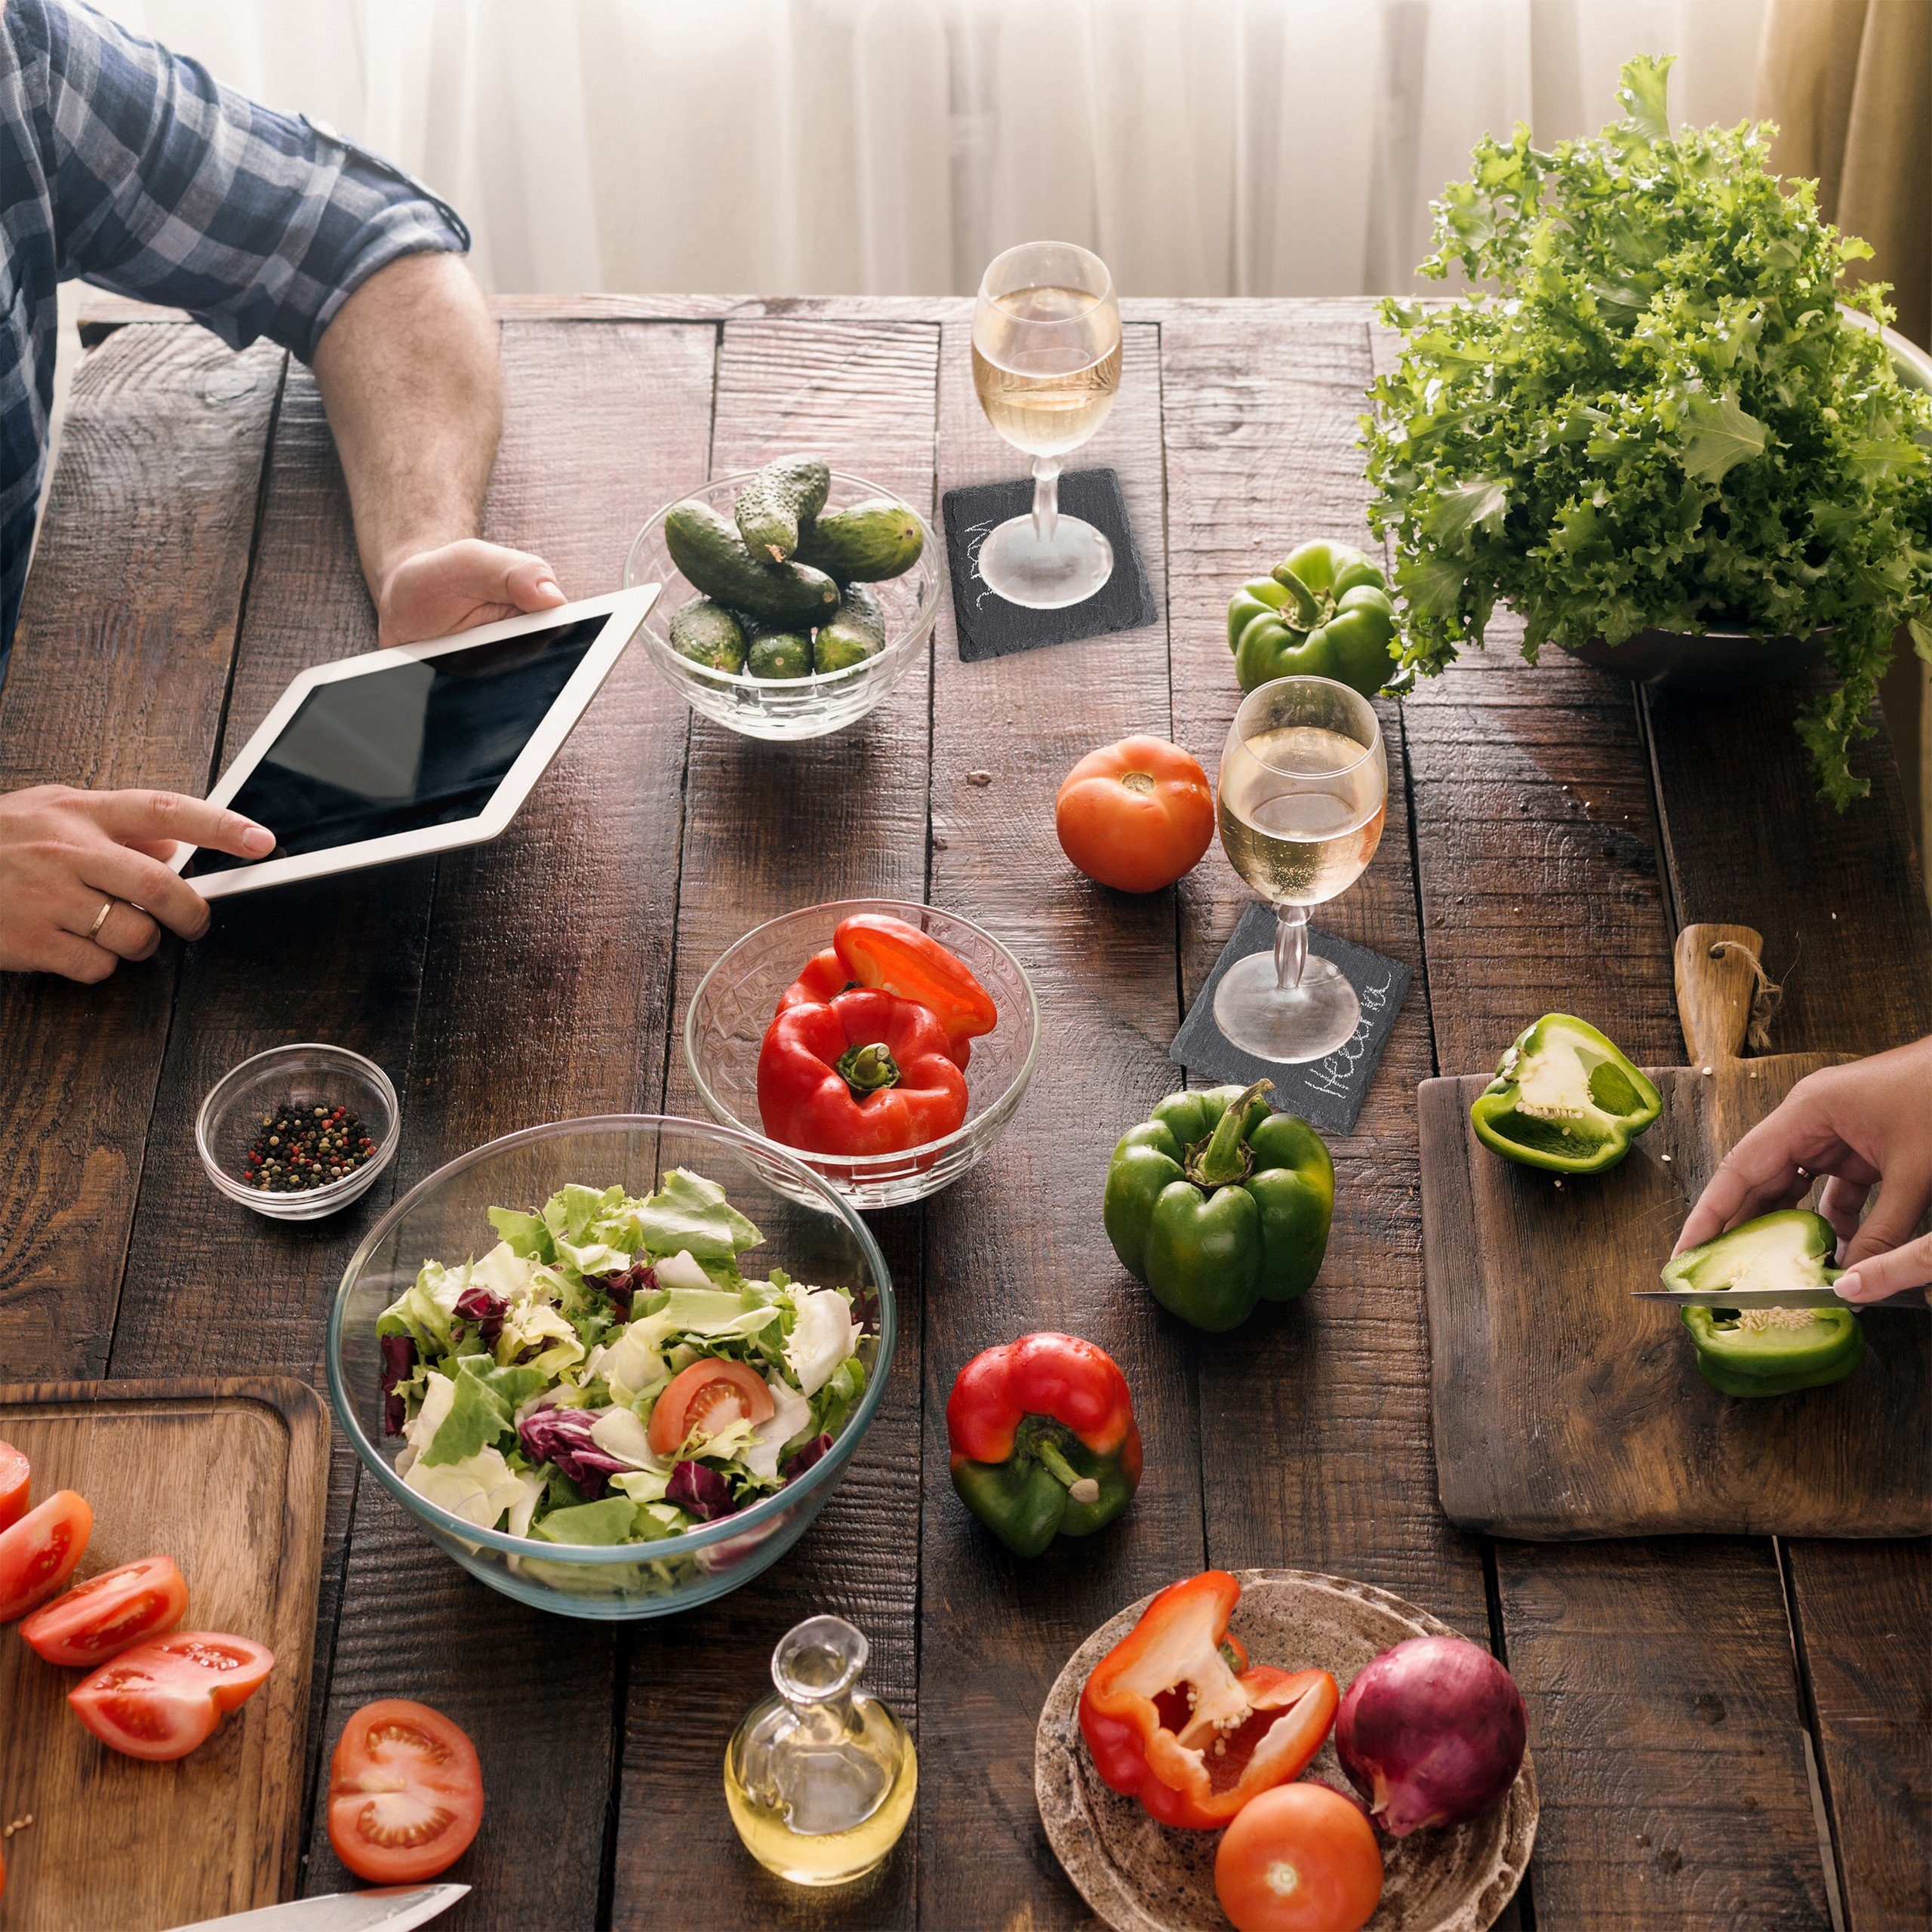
[88,899,115,940]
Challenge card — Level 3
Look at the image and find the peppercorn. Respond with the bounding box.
[241,1100,377,1192]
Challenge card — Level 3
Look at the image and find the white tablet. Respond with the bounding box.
[173,586,658,898]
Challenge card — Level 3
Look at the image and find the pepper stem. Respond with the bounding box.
[1189,1080,1274,1189]
[1269,563,1323,628]
[835,1041,902,1097]
[1033,1436,1088,1495]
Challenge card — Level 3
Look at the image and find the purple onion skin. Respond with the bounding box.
[780,1432,834,1484]
[666,1460,739,1520]
[1335,1635,1527,1836]
[517,1407,630,1500]
[380,1334,419,1438]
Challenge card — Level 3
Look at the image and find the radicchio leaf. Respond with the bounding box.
[666,1459,739,1521]
[594,1261,657,1316]
[517,1404,631,1500]
[452,1283,508,1349]
[780,1432,834,1484]
[380,1333,418,1438]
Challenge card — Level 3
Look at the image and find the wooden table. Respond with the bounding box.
[2,295,1927,1932]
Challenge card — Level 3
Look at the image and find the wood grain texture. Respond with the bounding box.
[300,320,716,1930]
[0,1377,328,1931]
[918,318,1208,1932]
[613,316,940,1932]
[0,328,284,1379]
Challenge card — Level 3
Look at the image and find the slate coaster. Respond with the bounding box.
[942,466,1158,663]
[1171,902,1412,1135]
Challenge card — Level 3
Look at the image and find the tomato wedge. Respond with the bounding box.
[646,1358,777,1457]
[0,1490,91,1620]
[0,1440,27,1531]
[832,914,997,1069]
[328,1699,484,1883]
[22,1555,188,1666]
[69,1631,274,1761]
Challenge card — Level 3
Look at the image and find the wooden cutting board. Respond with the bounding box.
[0,1378,330,1931]
[1418,923,1932,1539]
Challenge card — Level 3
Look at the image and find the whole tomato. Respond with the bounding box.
[1055,736,1214,894]
[1214,1782,1383,1932]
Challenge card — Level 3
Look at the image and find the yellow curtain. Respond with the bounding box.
[1758,0,1932,870]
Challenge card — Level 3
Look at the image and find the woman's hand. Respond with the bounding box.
[0,786,274,983]
[1675,1037,1932,1304]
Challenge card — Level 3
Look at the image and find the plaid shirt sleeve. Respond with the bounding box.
[21,0,469,361]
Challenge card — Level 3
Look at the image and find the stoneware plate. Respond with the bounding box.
[1035,1568,1538,1932]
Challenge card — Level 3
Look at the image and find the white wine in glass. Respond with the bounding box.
[1214,677,1387,1063]
[970,242,1121,608]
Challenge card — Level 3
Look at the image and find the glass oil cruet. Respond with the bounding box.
[724,1614,916,1886]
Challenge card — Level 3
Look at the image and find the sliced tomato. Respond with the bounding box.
[22,1555,188,1666]
[328,1699,484,1883]
[0,1440,27,1530]
[832,914,997,1067]
[0,1489,91,1620]
[69,1630,274,1762]
[646,1358,777,1456]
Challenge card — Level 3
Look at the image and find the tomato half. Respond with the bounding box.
[328,1699,484,1883]
[1215,1782,1384,1932]
[646,1358,777,1456]
[832,914,997,1068]
[0,1490,91,1620]
[22,1555,187,1666]
[0,1440,27,1530]
[1055,736,1214,894]
[69,1631,274,1762]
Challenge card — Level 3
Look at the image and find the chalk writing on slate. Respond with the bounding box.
[941,466,1158,663]
[1170,901,1413,1135]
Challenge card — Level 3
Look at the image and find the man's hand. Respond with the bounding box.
[377,539,566,646]
[0,786,274,983]
[1674,1037,1932,1305]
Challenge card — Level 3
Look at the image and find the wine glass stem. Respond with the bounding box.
[1274,903,1308,992]
[1030,458,1061,543]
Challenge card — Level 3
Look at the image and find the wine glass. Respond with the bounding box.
[1214,676,1388,1063]
[970,241,1121,608]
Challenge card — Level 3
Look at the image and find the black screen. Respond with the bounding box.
[184,617,605,877]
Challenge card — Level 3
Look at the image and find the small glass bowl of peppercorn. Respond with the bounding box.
[196,1043,400,1223]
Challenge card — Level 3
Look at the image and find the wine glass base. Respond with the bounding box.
[1213,950,1361,1065]
[977,513,1113,609]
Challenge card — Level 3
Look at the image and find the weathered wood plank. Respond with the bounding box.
[0,326,284,1378]
[918,319,1206,1930]
[300,319,716,1930]
[613,315,939,1932]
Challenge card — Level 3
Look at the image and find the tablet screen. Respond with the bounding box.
[183,615,606,878]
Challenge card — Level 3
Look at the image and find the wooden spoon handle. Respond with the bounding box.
[1675,923,1764,1067]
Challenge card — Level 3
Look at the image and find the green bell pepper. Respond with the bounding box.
[1664,1209,1866,1397]
[1226,540,1400,697]
[1470,1013,1662,1174]
[1103,1080,1334,1333]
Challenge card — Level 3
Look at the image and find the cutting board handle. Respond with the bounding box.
[1675,922,1764,1066]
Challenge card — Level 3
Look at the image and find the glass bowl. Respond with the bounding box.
[685,900,1039,1211]
[197,1043,399,1222]
[326,1115,894,1620]
[623,468,940,741]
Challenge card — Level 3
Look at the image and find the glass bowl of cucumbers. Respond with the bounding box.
[625,461,941,742]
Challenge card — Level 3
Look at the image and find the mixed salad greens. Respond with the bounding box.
[377,1171,868,1548]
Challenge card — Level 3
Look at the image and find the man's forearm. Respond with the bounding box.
[311,252,501,608]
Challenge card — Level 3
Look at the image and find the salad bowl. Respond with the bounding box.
[327,1115,893,1620]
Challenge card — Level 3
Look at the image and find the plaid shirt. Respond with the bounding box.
[0,0,470,676]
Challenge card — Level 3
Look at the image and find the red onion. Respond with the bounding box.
[1335,1635,1526,1836]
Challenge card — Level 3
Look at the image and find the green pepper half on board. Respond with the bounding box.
[1663,1209,1866,1397]
[1469,1013,1663,1174]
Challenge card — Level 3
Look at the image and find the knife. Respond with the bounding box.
[1632,1287,1928,1312]
[173,1886,469,1932]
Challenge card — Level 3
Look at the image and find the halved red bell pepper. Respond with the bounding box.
[1078,1570,1339,1830]
[777,947,851,1014]
[758,986,968,1156]
[832,915,996,1069]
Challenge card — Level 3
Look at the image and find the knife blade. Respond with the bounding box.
[172,1885,469,1932]
[1632,1287,1928,1312]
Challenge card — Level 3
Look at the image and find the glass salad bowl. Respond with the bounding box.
[326,1115,894,1620]
[685,900,1040,1211]
[623,469,940,742]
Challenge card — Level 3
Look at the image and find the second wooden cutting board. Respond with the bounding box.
[1419,923,1932,1539]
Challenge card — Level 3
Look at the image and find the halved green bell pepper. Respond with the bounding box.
[1103,1080,1333,1333]
[1470,1014,1662,1174]
[1664,1209,1866,1397]
[1226,540,1399,698]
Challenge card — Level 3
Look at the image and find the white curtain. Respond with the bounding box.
[95,0,1770,297]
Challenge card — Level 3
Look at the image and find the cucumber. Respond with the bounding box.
[666,595,746,673]
[746,628,814,679]
[665,500,841,624]
[734,456,830,562]
[814,583,888,674]
[796,498,924,582]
